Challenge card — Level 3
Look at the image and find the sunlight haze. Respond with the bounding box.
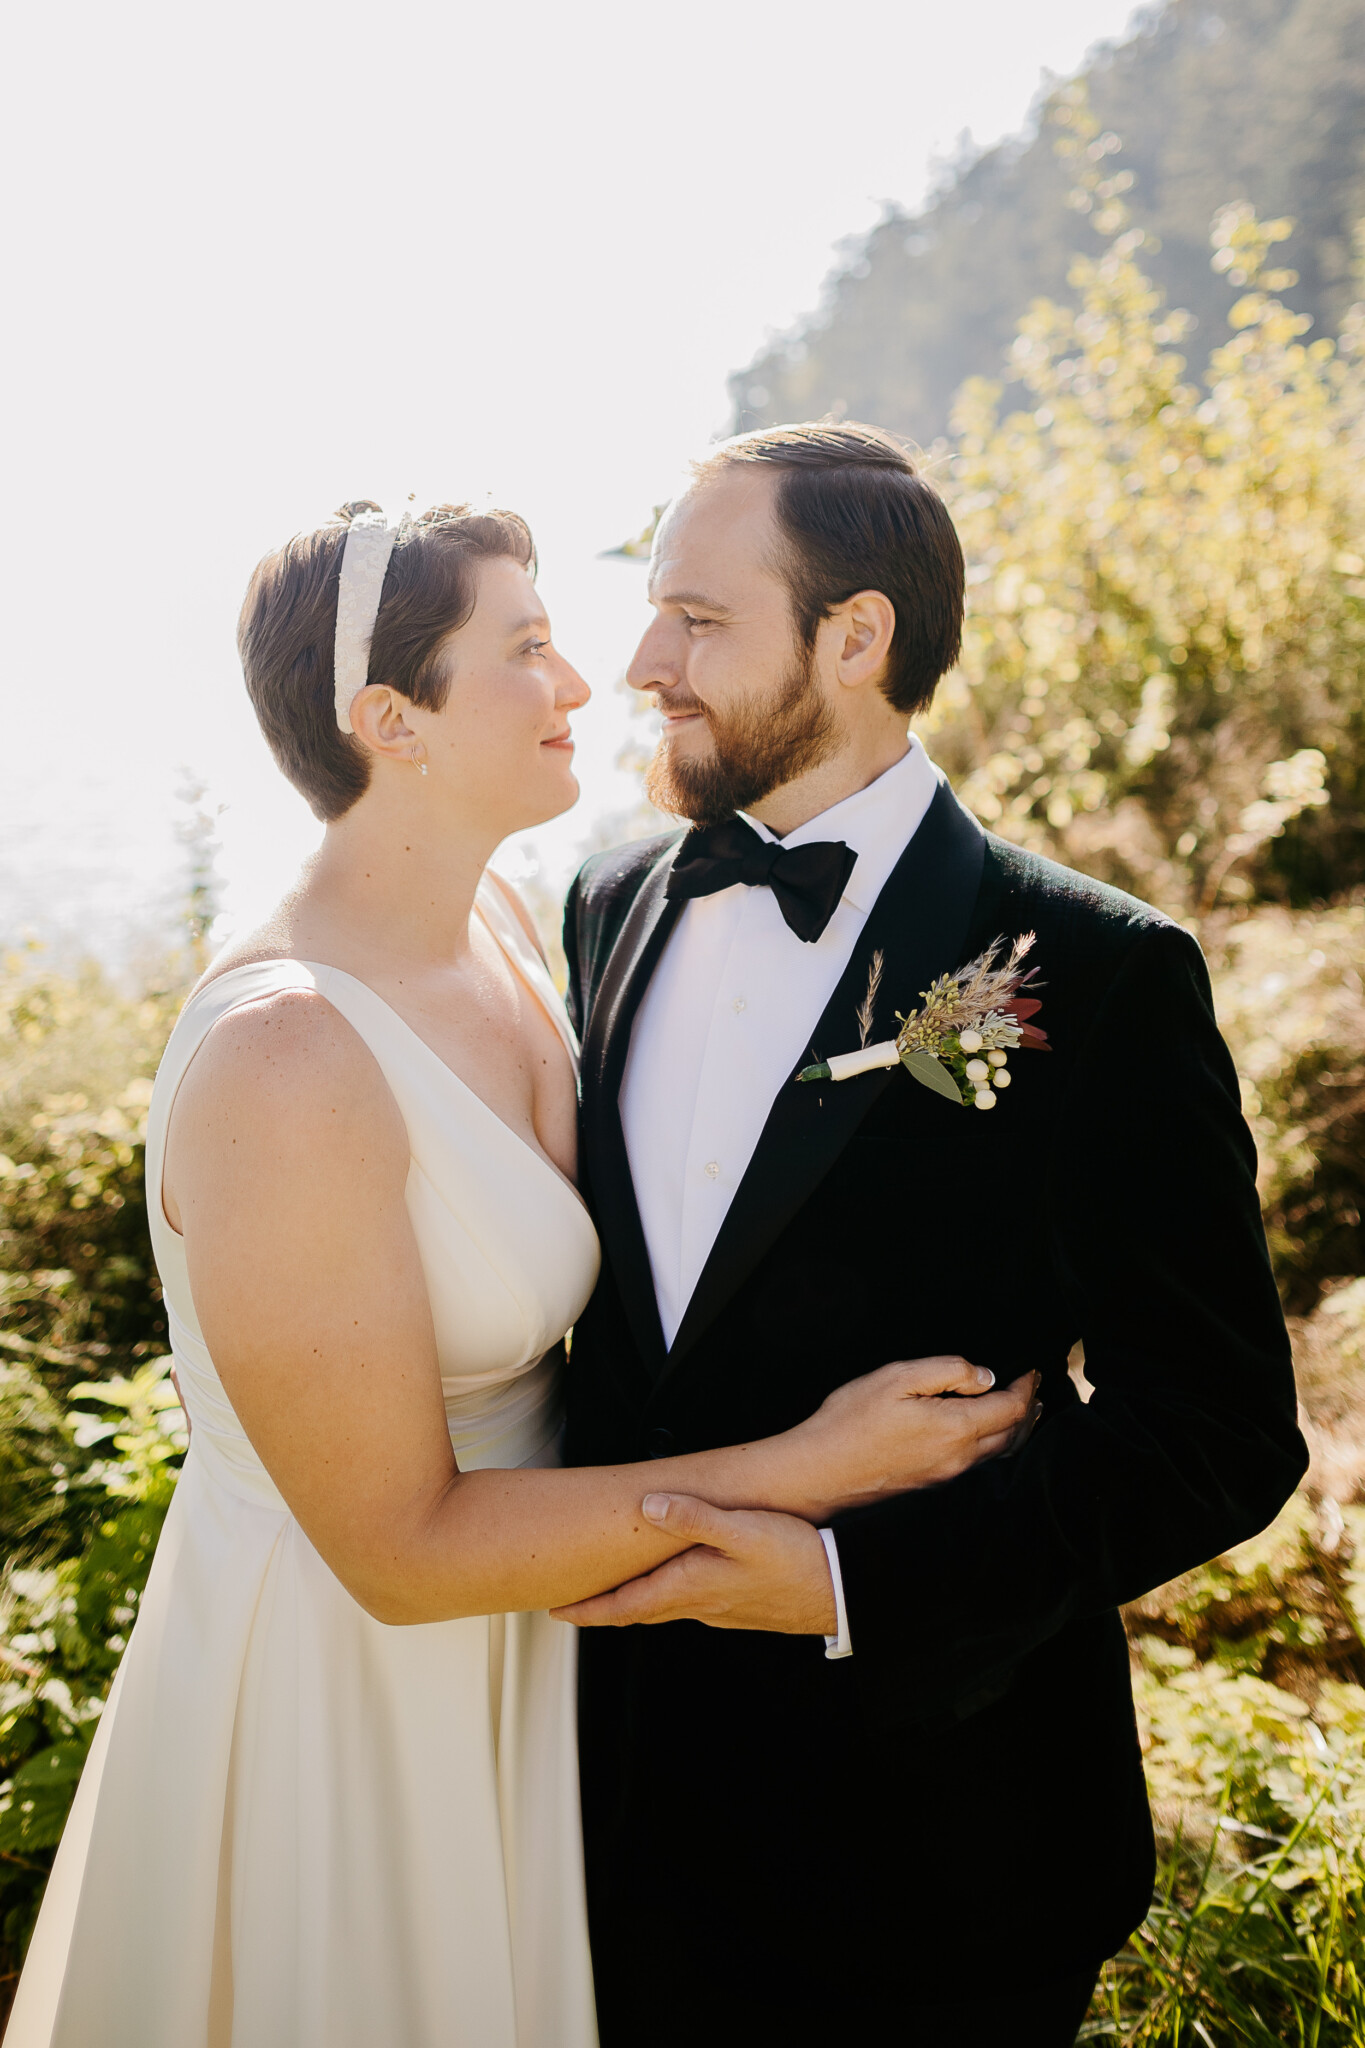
[2,0,1140,964]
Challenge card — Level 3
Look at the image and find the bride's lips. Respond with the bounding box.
[541,729,575,752]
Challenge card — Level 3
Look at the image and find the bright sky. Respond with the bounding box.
[1,0,1141,966]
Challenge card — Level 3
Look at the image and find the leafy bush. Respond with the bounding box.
[0,957,180,1395]
[1206,903,1365,1311]
[0,1360,185,1984]
[1085,1656,1365,2043]
[929,190,1365,921]
[1081,1484,1365,2043]
[0,956,188,2002]
[1082,1265,1365,2040]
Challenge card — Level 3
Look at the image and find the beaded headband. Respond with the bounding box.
[333,508,405,733]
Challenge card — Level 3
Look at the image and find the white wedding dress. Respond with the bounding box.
[8,878,602,2048]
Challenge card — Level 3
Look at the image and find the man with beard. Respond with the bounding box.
[554,422,1304,2047]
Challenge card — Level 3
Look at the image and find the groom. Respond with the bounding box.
[558,422,1305,2046]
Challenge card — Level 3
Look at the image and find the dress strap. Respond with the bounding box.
[475,876,579,1069]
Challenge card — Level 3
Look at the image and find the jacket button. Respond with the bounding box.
[646,1427,675,1458]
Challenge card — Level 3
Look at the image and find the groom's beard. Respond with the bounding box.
[644,646,839,827]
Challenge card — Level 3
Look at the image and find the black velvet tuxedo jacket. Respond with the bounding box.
[561,779,1306,2031]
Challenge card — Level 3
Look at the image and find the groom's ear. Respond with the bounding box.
[824,589,896,694]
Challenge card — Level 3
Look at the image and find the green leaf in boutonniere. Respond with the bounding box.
[901,1049,966,1103]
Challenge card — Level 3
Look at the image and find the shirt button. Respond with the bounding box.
[646,1427,676,1459]
[704,1161,720,1179]
[732,997,746,1013]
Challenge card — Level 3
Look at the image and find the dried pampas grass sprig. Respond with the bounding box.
[856,950,885,1048]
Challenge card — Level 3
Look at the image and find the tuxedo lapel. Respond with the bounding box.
[660,780,987,1380]
[579,847,684,1380]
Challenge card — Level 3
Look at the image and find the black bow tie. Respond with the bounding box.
[665,817,857,943]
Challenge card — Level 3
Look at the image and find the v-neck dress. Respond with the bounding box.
[8,877,602,2048]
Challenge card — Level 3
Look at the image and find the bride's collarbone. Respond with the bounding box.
[357,948,579,1181]
[194,933,577,1182]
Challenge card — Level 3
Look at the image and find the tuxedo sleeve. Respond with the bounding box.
[829,922,1308,1729]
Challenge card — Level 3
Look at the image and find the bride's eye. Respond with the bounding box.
[525,639,550,658]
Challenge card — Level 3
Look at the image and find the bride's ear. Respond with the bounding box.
[347,684,420,762]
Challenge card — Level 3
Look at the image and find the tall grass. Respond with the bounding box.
[1082,1561,1365,2043]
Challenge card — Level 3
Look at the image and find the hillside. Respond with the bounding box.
[732,0,1365,442]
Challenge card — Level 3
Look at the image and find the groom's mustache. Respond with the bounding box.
[652,690,710,725]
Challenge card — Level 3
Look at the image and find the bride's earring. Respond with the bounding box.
[410,742,429,777]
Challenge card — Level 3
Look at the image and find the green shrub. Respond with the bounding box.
[0,958,182,1396]
[1084,1655,1365,2043]
[1206,905,1365,1312]
[0,956,187,2001]
[0,1360,185,1978]
[928,194,1365,924]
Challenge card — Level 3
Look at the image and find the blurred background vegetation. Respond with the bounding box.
[1,0,1362,2036]
[732,0,1364,449]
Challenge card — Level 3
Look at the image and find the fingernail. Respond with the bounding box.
[978,1369,996,1388]
[641,1493,671,1522]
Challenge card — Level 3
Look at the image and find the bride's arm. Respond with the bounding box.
[165,990,1031,1626]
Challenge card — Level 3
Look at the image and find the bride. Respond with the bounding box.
[7,501,1029,2048]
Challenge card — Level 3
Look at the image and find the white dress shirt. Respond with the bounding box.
[619,737,941,1657]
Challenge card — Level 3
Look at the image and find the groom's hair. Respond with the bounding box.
[692,421,963,716]
[238,501,536,822]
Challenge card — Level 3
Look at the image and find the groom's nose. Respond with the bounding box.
[626,613,680,696]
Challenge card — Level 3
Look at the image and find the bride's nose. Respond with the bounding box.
[555,656,591,708]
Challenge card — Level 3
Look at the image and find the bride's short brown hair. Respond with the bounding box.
[238,501,536,821]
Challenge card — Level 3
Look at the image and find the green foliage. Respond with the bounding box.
[1126,1490,1365,1699]
[0,1360,185,1971]
[929,200,1365,922]
[1089,1479,1365,2039]
[0,954,186,1995]
[733,0,1365,446]
[1084,1663,1365,2043]
[1207,908,1365,1311]
[0,1366,89,1568]
[0,957,182,1392]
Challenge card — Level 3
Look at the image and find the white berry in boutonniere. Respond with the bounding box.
[798,933,1049,1108]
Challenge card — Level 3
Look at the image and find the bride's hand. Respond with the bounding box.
[781,1356,1040,1521]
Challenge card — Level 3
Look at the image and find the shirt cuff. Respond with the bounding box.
[818,1526,853,1659]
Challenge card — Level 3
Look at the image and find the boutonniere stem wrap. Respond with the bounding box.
[799,933,1049,1110]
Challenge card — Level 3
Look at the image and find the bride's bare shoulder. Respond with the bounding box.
[165,985,407,1235]
[189,904,302,997]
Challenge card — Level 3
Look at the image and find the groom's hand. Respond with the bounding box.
[550,1494,838,1635]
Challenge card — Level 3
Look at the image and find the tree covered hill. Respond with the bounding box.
[732,0,1365,442]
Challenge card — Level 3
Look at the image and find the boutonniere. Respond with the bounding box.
[798,933,1049,1110]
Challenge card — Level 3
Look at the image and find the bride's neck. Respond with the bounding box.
[293,789,499,970]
